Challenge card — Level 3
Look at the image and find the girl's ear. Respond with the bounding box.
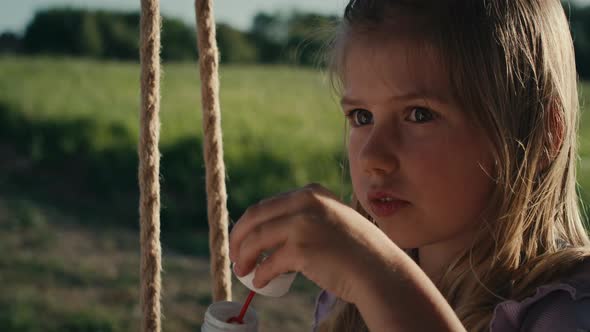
[541,99,565,171]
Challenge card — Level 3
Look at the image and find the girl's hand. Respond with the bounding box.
[228,183,404,304]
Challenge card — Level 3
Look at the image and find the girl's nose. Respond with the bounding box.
[359,125,400,176]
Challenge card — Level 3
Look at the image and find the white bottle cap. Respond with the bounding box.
[201,301,258,332]
[233,262,296,297]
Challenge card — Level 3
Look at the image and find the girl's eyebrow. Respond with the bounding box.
[340,91,451,107]
[340,96,363,106]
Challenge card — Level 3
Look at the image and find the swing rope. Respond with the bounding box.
[138,0,162,331]
[195,0,232,302]
[138,0,231,329]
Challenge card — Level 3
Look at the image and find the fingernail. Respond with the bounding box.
[253,278,268,289]
[253,278,262,289]
[234,264,243,276]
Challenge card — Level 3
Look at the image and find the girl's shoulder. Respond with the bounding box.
[312,258,590,331]
[490,258,590,331]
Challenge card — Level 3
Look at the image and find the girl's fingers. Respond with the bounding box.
[229,189,301,260]
[234,216,291,276]
[252,244,297,289]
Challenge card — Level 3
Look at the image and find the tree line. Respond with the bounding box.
[0,8,337,66]
[0,4,589,78]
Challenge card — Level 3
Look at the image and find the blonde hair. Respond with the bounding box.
[320,1,590,331]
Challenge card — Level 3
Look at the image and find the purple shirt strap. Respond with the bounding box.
[312,289,337,332]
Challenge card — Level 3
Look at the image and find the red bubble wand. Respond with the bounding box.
[226,290,256,324]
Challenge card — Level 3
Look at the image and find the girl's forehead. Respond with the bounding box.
[341,33,454,104]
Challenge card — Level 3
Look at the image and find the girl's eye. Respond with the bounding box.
[346,109,373,127]
[407,107,435,123]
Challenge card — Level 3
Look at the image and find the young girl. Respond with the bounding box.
[229,0,590,330]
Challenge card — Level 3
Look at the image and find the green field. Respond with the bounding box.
[0,56,349,332]
[0,56,589,331]
[0,56,352,234]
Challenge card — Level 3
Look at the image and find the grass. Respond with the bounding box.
[0,56,344,156]
[0,56,341,331]
[0,198,319,332]
[0,56,350,234]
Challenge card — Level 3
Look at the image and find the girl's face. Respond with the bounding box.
[343,32,495,253]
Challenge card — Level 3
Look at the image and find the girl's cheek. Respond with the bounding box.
[347,132,363,162]
[347,137,363,184]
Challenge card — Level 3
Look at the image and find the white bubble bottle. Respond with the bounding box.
[201,251,297,331]
[201,301,258,332]
[232,250,297,297]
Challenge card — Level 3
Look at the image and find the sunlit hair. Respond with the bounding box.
[319,1,590,331]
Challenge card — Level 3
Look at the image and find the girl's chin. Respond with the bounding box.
[376,225,422,249]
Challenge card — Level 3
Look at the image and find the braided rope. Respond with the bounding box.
[195,0,232,301]
[138,0,162,330]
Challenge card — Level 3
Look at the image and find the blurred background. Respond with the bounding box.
[0,0,589,331]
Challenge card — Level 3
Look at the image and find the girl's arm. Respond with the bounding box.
[350,240,466,332]
[230,183,465,331]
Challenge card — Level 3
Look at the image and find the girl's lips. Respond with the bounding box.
[366,191,409,218]
[368,199,409,218]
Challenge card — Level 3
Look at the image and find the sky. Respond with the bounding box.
[2,0,589,35]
